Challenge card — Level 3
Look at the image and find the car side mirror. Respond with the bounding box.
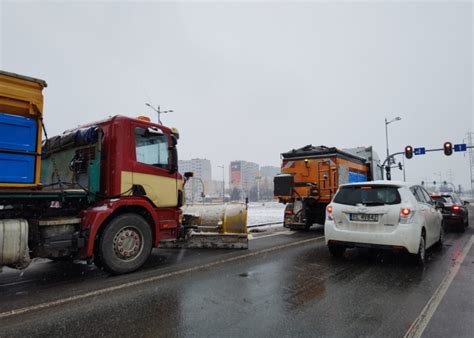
[435,201,444,209]
[463,200,470,206]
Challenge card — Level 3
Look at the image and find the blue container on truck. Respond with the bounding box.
[0,71,47,188]
[0,113,38,183]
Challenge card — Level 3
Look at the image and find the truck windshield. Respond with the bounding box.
[135,129,169,168]
[333,186,401,206]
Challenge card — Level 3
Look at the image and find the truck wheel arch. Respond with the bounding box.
[82,199,159,258]
[96,205,155,242]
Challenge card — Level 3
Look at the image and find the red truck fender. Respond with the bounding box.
[80,197,160,258]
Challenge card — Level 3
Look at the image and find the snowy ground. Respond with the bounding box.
[246,201,285,226]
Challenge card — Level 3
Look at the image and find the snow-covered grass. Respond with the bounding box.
[247,201,285,226]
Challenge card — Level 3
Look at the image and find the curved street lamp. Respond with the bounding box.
[384,116,402,180]
[217,165,225,203]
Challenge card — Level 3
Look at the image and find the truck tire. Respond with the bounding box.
[95,213,153,274]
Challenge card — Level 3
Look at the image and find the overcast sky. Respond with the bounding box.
[1,1,472,188]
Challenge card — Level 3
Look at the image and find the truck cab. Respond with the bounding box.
[40,116,186,272]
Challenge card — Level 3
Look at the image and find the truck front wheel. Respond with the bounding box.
[95,213,153,274]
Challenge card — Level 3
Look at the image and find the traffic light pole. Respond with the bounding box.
[384,145,474,181]
[382,151,404,181]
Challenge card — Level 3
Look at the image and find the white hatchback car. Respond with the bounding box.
[325,181,444,264]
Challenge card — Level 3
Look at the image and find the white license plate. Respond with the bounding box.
[350,213,379,222]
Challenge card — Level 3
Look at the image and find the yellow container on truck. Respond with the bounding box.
[0,71,47,188]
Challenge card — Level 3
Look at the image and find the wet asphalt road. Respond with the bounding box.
[0,207,473,337]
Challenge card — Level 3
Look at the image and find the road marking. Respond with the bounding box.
[404,235,474,338]
[0,279,35,288]
[0,235,325,319]
[250,231,294,240]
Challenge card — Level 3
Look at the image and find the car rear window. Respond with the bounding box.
[432,196,453,203]
[333,185,401,206]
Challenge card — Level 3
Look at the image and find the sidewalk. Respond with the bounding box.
[422,239,474,338]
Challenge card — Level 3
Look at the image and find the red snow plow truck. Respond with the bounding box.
[0,71,247,275]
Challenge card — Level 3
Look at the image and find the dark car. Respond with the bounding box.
[431,193,470,232]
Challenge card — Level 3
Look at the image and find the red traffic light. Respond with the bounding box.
[404,145,413,159]
[443,142,453,156]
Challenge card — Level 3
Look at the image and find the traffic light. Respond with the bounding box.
[385,166,391,180]
[404,145,413,159]
[443,142,453,156]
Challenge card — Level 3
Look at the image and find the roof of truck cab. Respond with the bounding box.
[63,115,173,134]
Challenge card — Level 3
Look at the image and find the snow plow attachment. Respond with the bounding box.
[161,203,248,249]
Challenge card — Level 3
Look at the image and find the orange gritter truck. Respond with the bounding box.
[274,145,382,229]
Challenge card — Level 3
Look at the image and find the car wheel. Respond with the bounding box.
[434,224,444,250]
[95,213,153,275]
[328,244,346,258]
[413,236,426,266]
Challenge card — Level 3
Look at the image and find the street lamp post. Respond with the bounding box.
[433,172,442,185]
[255,173,261,202]
[195,177,205,204]
[402,156,406,182]
[217,165,225,203]
[384,116,402,180]
[189,177,205,204]
[145,103,173,125]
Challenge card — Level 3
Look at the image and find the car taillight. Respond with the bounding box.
[399,208,413,224]
[452,205,461,212]
[285,209,294,215]
[400,208,411,216]
[326,205,334,220]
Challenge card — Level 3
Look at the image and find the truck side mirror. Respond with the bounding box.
[184,172,194,179]
[171,134,178,147]
[169,146,178,173]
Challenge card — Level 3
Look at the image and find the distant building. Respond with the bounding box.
[260,166,280,179]
[179,158,212,182]
[207,180,226,200]
[229,160,259,196]
[179,158,212,203]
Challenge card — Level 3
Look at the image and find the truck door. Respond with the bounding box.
[124,124,179,208]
